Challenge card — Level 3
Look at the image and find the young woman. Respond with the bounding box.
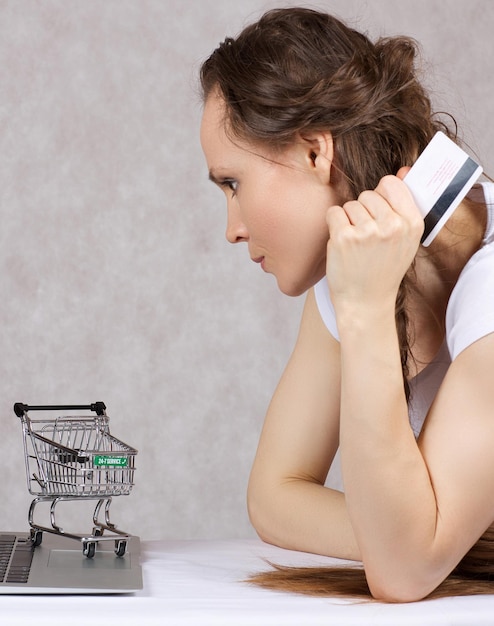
[200,8,494,602]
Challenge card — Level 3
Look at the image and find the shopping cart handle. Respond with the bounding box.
[14,402,107,417]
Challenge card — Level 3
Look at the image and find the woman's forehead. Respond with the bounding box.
[201,92,226,137]
[200,91,295,171]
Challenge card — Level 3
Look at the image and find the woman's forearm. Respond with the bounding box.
[248,473,361,561]
[247,288,361,561]
[337,305,439,600]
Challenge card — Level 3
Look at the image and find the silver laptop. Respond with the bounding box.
[0,532,142,594]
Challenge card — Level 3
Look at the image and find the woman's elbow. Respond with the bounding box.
[247,476,283,546]
[247,481,271,542]
[366,566,443,603]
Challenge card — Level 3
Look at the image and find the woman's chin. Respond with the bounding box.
[275,275,311,298]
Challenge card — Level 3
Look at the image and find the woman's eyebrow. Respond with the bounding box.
[208,168,231,185]
[208,170,220,184]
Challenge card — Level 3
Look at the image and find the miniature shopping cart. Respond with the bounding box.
[14,402,137,558]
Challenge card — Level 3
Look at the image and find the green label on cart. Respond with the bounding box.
[93,455,128,468]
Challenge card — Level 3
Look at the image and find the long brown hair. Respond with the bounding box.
[200,7,494,600]
[200,7,448,395]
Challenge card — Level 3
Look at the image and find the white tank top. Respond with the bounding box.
[314,183,494,436]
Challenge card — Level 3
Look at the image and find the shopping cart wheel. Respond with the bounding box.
[83,541,96,558]
[114,539,127,557]
[92,527,104,537]
[30,529,43,547]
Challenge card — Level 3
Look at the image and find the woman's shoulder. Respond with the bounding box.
[446,185,494,360]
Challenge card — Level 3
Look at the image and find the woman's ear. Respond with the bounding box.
[300,132,334,184]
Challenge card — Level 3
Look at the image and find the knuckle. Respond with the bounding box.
[357,189,374,204]
[376,175,396,195]
[342,199,358,212]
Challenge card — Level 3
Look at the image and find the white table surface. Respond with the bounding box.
[4,538,494,625]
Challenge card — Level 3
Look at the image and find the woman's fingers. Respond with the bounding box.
[348,176,423,238]
[325,175,424,307]
[396,165,411,181]
[326,175,424,251]
[373,175,423,230]
[326,203,352,232]
[328,176,422,230]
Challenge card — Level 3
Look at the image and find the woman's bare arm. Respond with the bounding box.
[247,288,360,560]
[327,176,494,601]
[339,311,494,601]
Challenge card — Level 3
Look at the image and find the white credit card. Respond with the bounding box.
[403,131,483,246]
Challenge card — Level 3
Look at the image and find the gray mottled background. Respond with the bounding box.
[0,0,492,540]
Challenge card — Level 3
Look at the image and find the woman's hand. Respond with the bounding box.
[326,172,424,312]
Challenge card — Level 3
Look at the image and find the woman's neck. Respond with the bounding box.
[406,197,487,374]
[413,196,487,298]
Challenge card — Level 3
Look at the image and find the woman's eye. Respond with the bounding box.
[220,179,238,196]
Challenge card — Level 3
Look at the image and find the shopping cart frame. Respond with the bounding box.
[14,402,137,558]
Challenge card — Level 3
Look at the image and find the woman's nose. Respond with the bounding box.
[225,205,249,244]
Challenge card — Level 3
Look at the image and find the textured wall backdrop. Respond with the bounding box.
[0,0,492,540]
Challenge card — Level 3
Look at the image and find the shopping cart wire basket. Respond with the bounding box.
[14,402,138,558]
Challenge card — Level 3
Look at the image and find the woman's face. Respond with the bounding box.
[200,93,344,297]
